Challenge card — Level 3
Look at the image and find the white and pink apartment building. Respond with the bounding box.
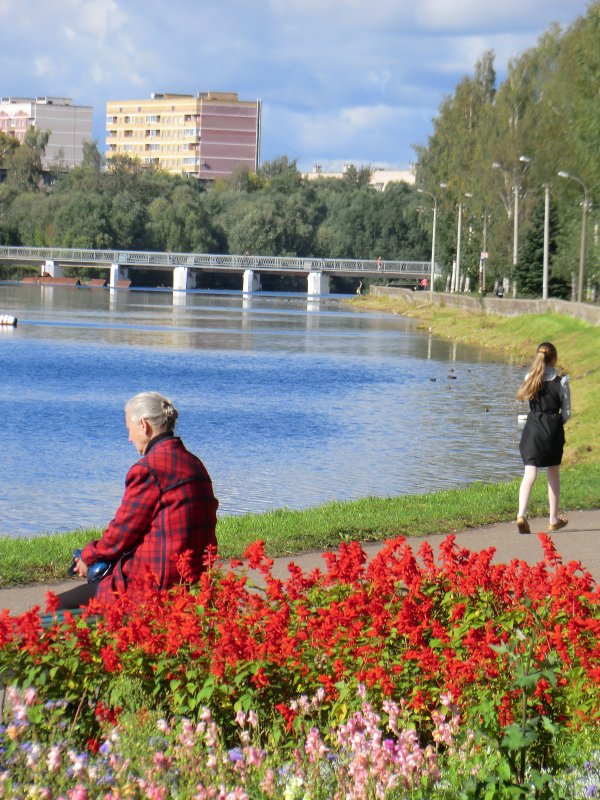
[106,91,261,181]
[0,96,93,168]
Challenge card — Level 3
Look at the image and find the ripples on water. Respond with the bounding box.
[0,284,525,536]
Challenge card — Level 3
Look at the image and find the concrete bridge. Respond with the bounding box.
[0,245,438,295]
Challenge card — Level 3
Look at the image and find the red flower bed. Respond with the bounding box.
[0,534,598,742]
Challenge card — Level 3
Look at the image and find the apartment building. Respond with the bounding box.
[0,97,93,169]
[106,92,261,180]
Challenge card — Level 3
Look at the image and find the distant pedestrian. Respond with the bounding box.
[377,256,382,272]
[515,342,570,534]
[356,281,363,295]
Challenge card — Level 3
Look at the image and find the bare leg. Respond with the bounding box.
[547,465,561,525]
[518,465,538,519]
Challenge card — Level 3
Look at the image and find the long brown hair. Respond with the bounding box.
[516,342,558,402]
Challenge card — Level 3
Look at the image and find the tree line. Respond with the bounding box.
[414,1,600,299]
[0,135,429,290]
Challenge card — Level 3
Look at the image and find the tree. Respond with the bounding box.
[4,128,50,192]
[110,191,149,249]
[82,140,104,172]
[342,164,373,188]
[6,147,43,192]
[514,195,555,296]
[147,185,222,253]
[0,132,19,167]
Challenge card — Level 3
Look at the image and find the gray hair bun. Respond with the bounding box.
[126,392,179,433]
[161,399,178,424]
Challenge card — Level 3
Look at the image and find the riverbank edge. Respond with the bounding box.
[366,285,600,326]
[1,296,599,588]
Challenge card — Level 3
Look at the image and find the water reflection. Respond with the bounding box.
[0,284,524,536]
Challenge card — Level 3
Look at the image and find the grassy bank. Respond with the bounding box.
[1,461,599,587]
[1,298,598,588]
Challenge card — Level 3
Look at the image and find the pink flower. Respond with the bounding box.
[235,709,246,728]
[305,727,328,762]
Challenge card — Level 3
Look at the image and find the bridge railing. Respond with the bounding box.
[0,245,436,277]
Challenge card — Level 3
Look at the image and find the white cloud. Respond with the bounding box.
[33,56,58,78]
[367,70,392,92]
[415,0,583,33]
[77,0,128,41]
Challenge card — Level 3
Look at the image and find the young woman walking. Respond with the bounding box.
[516,342,571,534]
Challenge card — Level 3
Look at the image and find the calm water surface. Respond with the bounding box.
[0,284,524,536]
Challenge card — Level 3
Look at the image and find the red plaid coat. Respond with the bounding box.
[81,434,218,606]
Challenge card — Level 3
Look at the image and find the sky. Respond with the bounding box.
[0,0,592,172]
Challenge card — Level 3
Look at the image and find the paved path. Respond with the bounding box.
[1,509,598,616]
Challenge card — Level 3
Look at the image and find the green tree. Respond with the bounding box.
[7,192,52,244]
[5,130,50,192]
[514,195,558,296]
[82,140,104,172]
[110,191,149,249]
[0,132,19,167]
[50,191,112,248]
[147,185,222,253]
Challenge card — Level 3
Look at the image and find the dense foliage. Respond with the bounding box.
[415,2,600,296]
[0,149,429,291]
[0,535,598,795]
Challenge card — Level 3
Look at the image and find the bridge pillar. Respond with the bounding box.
[109,264,129,288]
[43,260,64,278]
[173,266,196,291]
[243,269,261,293]
[307,272,330,296]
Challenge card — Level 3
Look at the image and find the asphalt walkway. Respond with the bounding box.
[1,508,598,616]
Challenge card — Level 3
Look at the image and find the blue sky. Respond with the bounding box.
[0,0,591,172]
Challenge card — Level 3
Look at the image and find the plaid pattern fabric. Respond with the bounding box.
[82,436,218,605]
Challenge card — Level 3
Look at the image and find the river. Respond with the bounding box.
[0,283,524,536]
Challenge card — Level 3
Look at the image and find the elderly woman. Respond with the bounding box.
[74,391,218,606]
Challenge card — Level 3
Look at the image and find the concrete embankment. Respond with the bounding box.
[370,286,600,326]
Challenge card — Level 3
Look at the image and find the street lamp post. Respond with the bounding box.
[492,162,520,267]
[543,183,550,300]
[416,188,438,298]
[480,208,489,293]
[557,170,590,303]
[519,155,550,300]
[453,192,472,293]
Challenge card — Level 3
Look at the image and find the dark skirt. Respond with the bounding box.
[519,411,565,467]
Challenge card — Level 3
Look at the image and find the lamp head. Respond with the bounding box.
[519,155,531,163]
[557,170,570,179]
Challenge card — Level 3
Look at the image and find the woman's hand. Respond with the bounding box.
[75,558,89,579]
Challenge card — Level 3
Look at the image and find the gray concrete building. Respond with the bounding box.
[0,96,93,169]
